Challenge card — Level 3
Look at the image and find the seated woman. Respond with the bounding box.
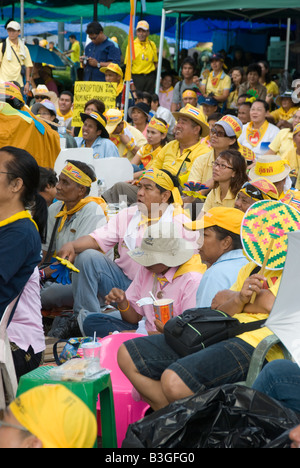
[226,66,245,110]
[238,99,279,157]
[127,102,150,137]
[184,115,245,204]
[238,63,267,101]
[258,60,279,109]
[117,238,286,411]
[269,91,299,127]
[0,146,45,378]
[202,148,248,212]
[266,108,300,158]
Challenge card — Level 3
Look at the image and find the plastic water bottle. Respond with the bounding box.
[97,179,107,196]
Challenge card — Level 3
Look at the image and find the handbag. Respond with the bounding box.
[53,337,93,365]
[163,307,266,357]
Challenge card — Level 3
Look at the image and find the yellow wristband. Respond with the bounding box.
[118,300,130,312]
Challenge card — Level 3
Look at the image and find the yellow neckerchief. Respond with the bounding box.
[0,210,38,231]
[209,70,223,88]
[174,254,207,279]
[160,86,174,95]
[246,120,269,147]
[152,255,206,290]
[116,79,124,96]
[56,108,73,121]
[55,197,108,232]
[139,144,162,169]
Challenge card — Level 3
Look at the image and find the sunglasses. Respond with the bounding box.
[242,182,264,200]
[211,127,227,138]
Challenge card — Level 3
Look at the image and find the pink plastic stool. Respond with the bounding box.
[97,333,149,447]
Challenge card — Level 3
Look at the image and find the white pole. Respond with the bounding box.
[124,0,137,121]
[20,0,24,40]
[284,17,291,73]
[155,8,166,94]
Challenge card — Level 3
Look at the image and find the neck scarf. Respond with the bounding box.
[209,70,222,88]
[55,197,108,232]
[246,120,269,147]
[138,144,162,169]
[57,108,73,121]
[6,38,26,61]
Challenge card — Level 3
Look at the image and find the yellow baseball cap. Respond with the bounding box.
[173,104,209,137]
[9,385,97,448]
[136,20,149,30]
[104,108,123,134]
[185,206,244,234]
[99,62,123,78]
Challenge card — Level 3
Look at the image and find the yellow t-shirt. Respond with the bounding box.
[268,128,294,158]
[284,147,300,176]
[203,186,236,212]
[125,38,158,75]
[202,71,231,97]
[230,261,283,361]
[265,80,279,97]
[151,139,209,187]
[270,106,298,124]
[187,148,214,185]
[70,41,80,63]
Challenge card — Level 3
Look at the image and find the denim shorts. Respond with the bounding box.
[124,334,255,394]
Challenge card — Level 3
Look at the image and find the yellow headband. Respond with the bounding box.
[61,162,93,187]
[254,159,289,177]
[182,89,197,99]
[142,168,183,205]
[148,117,169,134]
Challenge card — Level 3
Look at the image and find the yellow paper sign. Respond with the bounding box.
[72,81,117,127]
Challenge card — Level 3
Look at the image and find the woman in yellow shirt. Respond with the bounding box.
[200,53,231,104]
[203,148,248,212]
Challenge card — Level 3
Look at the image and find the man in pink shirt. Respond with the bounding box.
[82,222,204,336]
[57,169,199,332]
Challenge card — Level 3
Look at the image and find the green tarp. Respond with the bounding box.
[163,0,300,19]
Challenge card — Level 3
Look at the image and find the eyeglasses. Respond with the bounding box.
[242,182,264,200]
[212,161,234,170]
[211,127,227,138]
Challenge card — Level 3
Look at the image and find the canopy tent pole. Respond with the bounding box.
[155,8,166,94]
[124,0,137,121]
[20,0,24,40]
[284,18,291,73]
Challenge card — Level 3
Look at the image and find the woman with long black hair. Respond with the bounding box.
[0,146,47,378]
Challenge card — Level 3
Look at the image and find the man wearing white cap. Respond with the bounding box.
[124,20,158,94]
[0,20,33,94]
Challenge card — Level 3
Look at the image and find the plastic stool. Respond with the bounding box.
[97,333,150,447]
[17,365,117,448]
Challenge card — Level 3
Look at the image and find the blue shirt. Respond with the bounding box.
[0,218,41,320]
[75,136,120,159]
[83,38,121,82]
[196,249,249,308]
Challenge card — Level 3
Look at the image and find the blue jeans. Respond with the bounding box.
[252,359,300,413]
[73,249,132,314]
[124,335,255,394]
[83,310,138,337]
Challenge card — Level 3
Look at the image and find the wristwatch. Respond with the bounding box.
[97,62,101,68]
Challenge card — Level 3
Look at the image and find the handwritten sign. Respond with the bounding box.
[72,81,117,126]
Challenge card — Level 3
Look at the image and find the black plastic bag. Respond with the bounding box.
[122,384,300,448]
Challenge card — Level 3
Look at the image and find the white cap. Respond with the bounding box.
[6,21,21,31]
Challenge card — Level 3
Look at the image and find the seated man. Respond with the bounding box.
[75,111,119,159]
[40,160,108,311]
[82,222,205,336]
[56,168,198,329]
[185,207,249,307]
[234,178,279,213]
[117,232,285,411]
